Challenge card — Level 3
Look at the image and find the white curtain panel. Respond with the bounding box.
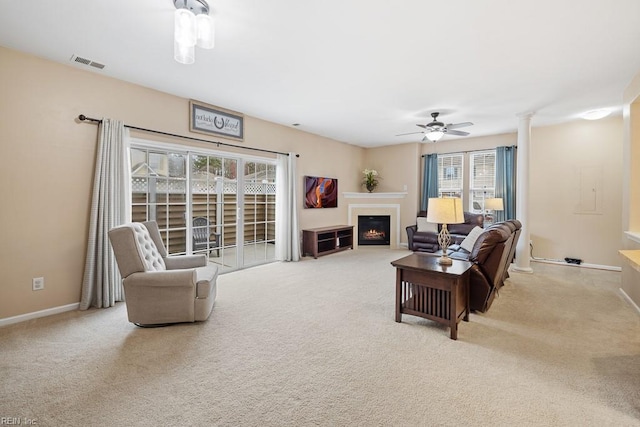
[79,119,131,310]
[275,153,300,261]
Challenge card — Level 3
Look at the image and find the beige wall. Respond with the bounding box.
[623,66,640,234]
[0,46,364,319]
[626,101,640,232]
[422,133,517,156]
[621,70,640,306]
[530,117,623,267]
[362,143,421,244]
[420,121,624,268]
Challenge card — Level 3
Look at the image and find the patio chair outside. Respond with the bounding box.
[193,216,220,257]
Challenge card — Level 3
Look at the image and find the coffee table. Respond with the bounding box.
[391,253,472,340]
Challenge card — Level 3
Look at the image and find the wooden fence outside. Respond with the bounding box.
[132,192,275,254]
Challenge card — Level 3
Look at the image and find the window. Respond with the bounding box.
[469,150,496,213]
[437,153,464,198]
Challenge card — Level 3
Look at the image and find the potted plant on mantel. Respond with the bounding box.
[362,169,381,192]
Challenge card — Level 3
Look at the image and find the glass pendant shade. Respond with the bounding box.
[196,14,215,49]
[174,8,197,47]
[173,0,214,64]
[174,41,195,64]
[426,130,445,142]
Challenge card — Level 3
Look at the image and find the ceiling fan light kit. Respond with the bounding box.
[396,112,473,142]
[173,0,215,65]
[426,130,445,142]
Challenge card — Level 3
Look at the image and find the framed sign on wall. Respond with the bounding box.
[189,100,244,141]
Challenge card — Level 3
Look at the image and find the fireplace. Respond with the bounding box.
[358,215,391,246]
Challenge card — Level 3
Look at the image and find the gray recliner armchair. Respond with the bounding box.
[108,220,218,326]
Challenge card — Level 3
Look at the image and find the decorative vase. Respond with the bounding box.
[366,183,376,193]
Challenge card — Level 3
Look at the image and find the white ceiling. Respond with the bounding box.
[1,0,640,148]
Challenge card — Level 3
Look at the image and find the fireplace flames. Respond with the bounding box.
[363,229,386,240]
[357,215,390,246]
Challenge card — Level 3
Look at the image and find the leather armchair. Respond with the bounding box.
[108,220,218,326]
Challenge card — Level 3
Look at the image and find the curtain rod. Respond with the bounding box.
[77,115,299,157]
[420,145,516,157]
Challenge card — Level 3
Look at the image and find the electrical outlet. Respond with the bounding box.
[32,277,44,291]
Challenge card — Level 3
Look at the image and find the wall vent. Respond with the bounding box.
[70,55,106,70]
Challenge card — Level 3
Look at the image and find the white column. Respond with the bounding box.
[513,112,534,273]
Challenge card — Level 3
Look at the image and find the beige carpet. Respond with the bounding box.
[1,248,639,426]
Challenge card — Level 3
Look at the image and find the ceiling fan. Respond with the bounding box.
[396,112,473,142]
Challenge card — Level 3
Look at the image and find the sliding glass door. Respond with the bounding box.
[242,161,276,266]
[130,142,276,272]
[130,149,188,254]
[190,153,240,270]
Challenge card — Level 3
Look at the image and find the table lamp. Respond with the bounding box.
[484,197,504,225]
[426,197,464,265]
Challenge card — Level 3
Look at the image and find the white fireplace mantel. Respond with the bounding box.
[343,192,408,199]
[344,192,407,248]
[348,203,402,249]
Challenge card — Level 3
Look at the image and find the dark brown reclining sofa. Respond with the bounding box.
[446,219,522,312]
[406,211,484,253]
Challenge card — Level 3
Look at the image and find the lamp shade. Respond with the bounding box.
[484,198,504,210]
[426,198,464,224]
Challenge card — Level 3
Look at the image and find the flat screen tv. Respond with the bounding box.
[304,176,338,208]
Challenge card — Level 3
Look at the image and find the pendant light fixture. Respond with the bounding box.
[173,0,215,64]
[425,130,445,142]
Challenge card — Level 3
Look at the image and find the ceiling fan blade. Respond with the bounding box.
[421,135,428,142]
[416,124,428,129]
[446,122,473,130]
[446,129,470,136]
[396,131,424,136]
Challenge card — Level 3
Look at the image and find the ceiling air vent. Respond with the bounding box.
[70,55,106,70]
[73,55,91,65]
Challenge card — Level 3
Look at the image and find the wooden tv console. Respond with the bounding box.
[302,225,354,258]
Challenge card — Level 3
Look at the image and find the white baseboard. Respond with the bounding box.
[530,258,621,272]
[0,303,80,328]
[619,288,640,315]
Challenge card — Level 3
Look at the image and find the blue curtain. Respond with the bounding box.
[495,145,517,221]
[420,154,439,211]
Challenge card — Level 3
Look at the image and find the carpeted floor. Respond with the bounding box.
[1,248,639,426]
